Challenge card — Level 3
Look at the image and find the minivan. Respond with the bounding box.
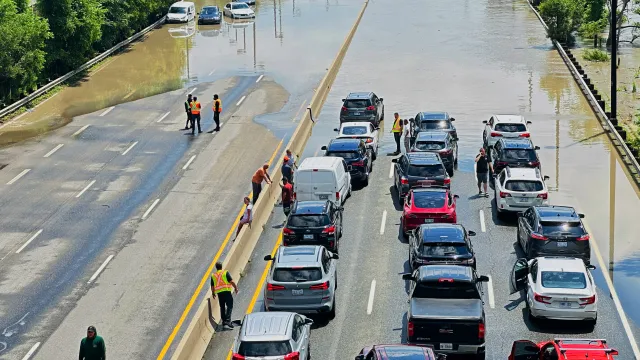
[166,1,196,23]
[294,157,352,206]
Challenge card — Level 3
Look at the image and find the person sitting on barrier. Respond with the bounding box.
[234,197,253,241]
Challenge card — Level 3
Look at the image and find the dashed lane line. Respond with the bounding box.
[20,342,40,360]
[256,75,264,83]
[122,141,139,156]
[236,95,247,106]
[486,275,495,309]
[367,279,376,315]
[76,180,96,198]
[142,199,160,220]
[388,163,394,178]
[43,144,64,158]
[183,155,196,170]
[73,125,90,136]
[16,229,43,254]
[87,255,114,284]
[7,169,30,185]
[379,210,387,235]
[479,210,486,232]
[157,112,171,123]
[99,106,115,117]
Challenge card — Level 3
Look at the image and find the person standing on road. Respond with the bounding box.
[79,326,106,360]
[183,94,193,130]
[391,112,403,155]
[212,94,222,132]
[190,96,202,134]
[282,156,294,185]
[286,149,297,170]
[403,119,411,153]
[251,164,272,204]
[475,147,493,196]
[280,178,293,221]
[234,196,253,240]
[211,262,239,329]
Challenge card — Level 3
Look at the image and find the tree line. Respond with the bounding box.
[0,0,175,107]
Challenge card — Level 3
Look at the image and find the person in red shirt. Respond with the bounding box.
[279,178,293,220]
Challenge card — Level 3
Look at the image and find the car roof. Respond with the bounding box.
[503,167,542,180]
[240,312,294,341]
[412,187,448,194]
[341,122,371,129]
[416,265,474,282]
[171,1,194,7]
[292,201,329,215]
[275,246,321,268]
[534,205,581,222]
[419,224,466,243]
[418,111,449,120]
[298,156,342,170]
[327,138,361,151]
[494,114,525,123]
[416,132,448,141]
[499,138,534,149]
[202,5,219,9]
[534,257,586,272]
[378,345,431,358]
[406,152,442,165]
[345,92,373,99]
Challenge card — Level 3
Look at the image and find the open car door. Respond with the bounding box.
[509,340,539,360]
[510,258,529,294]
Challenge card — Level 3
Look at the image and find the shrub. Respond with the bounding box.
[583,48,609,62]
[539,0,585,43]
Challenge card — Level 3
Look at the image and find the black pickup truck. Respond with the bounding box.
[402,265,489,360]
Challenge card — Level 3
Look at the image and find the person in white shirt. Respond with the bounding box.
[403,119,411,153]
[286,149,297,170]
[234,197,253,240]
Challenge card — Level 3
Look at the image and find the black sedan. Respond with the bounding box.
[322,138,373,185]
[392,152,451,198]
[408,224,476,270]
[198,6,221,25]
[282,200,343,253]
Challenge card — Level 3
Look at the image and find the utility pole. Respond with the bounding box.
[611,0,618,122]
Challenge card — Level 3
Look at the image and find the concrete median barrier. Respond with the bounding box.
[169,1,369,359]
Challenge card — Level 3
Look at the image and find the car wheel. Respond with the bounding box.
[363,175,369,186]
[586,316,597,328]
[381,106,385,120]
[476,353,486,360]
[372,150,377,161]
[446,166,454,176]
[328,298,336,320]
[527,308,538,323]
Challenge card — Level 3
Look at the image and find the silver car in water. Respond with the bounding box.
[263,245,338,319]
[231,311,313,360]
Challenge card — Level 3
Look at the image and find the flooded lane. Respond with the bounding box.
[0,0,360,146]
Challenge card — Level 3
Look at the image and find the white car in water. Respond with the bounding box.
[334,122,379,160]
[223,2,255,19]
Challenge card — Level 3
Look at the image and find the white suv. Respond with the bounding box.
[482,114,532,148]
[494,167,548,216]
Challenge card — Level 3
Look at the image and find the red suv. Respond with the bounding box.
[509,338,618,360]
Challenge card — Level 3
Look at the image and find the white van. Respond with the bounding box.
[166,1,196,23]
[294,157,352,205]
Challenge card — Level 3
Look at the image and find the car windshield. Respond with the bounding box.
[503,149,537,161]
[419,121,451,131]
[232,3,249,9]
[238,341,292,356]
[201,7,218,14]
[421,242,470,257]
[412,192,446,208]
[273,268,323,282]
[495,123,526,132]
[408,165,445,177]
[414,141,445,151]
[169,6,187,13]
[540,221,585,236]
[288,214,330,227]
[413,282,480,299]
[344,99,370,108]
[326,151,359,159]
[342,126,368,135]
[541,271,587,289]
[505,180,544,192]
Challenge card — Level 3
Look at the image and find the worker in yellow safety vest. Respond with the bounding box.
[211,262,239,329]
[391,112,403,155]
[189,97,202,135]
[212,94,222,132]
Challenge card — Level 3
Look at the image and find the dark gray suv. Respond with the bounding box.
[340,92,384,126]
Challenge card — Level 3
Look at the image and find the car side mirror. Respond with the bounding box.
[478,275,489,282]
[450,117,455,121]
[401,273,414,281]
[341,98,346,102]
[264,255,273,261]
[333,128,339,132]
[610,350,619,356]
[482,120,488,124]
[468,230,476,236]
[379,98,384,102]
[321,145,327,150]
[543,175,550,180]
[304,317,314,325]
[579,213,585,218]
[375,126,380,130]
[391,158,398,163]
[587,264,596,270]
[534,146,540,150]
[454,194,459,199]
[527,121,532,124]
[332,253,340,259]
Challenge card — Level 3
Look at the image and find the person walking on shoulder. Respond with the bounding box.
[391,112,403,155]
[475,147,493,197]
[183,94,193,130]
[234,197,253,240]
[190,96,202,134]
[212,94,222,132]
[211,262,239,329]
[79,326,106,360]
[251,164,272,204]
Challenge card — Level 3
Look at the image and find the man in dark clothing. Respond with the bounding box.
[211,262,239,329]
[282,156,293,185]
[213,94,222,131]
[279,178,293,221]
[183,94,192,130]
[79,325,106,360]
[475,147,493,196]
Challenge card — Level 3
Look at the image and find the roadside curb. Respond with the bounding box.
[167,1,370,360]
[524,1,640,189]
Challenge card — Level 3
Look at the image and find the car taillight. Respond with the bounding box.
[496,161,508,167]
[310,281,329,290]
[534,293,552,304]
[490,132,502,137]
[531,233,548,240]
[519,133,530,138]
[352,161,364,166]
[341,106,347,112]
[478,323,485,340]
[323,225,336,234]
[443,178,451,185]
[577,234,590,241]
[336,191,340,200]
[440,149,452,155]
[283,228,294,235]
[401,177,409,185]
[366,105,375,111]
[232,354,245,360]
[284,352,300,360]
[537,193,548,199]
[529,161,540,167]
[267,283,285,291]
[499,191,511,198]
[365,138,373,143]
[579,295,596,305]
[407,321,414,337]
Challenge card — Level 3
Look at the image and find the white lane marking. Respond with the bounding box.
[188,87,197,95]
[88,255,114,284]
[379,210,387,235]
[157,112,170,123]
[99,106,115,117]
[76,180,96,198]
[583,222,640,358]
[183,155,196,170]
[236,95,246,106]
[142,199,160,219]
[388,163,394,178]
[43,144,64,158]
[16,229,43,254]
[313,145,322,157]
[7,169,31,185]
[256,75,264,83]
[73,125,90,136]
[367,279,376,315]
[208,69,216,76]
[486,275,495,309]
[122,141,139,156]
[479,210,486,232]
[21,342,40,360]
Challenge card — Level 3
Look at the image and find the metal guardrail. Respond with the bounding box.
[0,15,167,120]
[526,0,640,185]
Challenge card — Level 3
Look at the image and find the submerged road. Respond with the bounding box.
[204,0,640,359]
